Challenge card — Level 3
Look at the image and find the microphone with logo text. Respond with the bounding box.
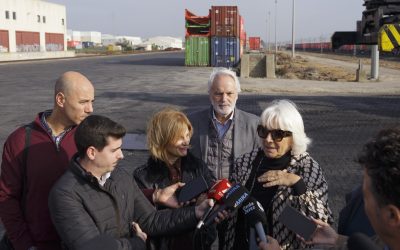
[200,183,250,228]
[242,197,267,244]
[196,178,232,229]
[347,232,380,250]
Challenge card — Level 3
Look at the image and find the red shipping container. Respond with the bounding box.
[0,30,9,52]
[45,33,64,51]
[249,37,261,50]
[211,6,240,37]
[16,31,40,52]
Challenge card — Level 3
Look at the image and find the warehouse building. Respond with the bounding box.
[0,0,73,61]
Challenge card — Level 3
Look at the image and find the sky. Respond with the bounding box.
[49,0,365,43]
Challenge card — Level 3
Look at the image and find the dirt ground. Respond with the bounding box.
[276,51,400,82]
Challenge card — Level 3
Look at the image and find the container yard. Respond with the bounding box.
[185,5,249,68]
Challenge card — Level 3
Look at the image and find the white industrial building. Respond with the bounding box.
[80,31,101,44]
[141,36,183,50]
[0,0,73,61]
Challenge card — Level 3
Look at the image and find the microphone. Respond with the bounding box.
[196,179,232,229]
[242,197,267,243]
[202,183,250,227]
[347,233,380,250]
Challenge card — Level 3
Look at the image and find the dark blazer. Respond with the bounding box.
[188,107,260,164]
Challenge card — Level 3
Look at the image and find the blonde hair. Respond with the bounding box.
[147,108,193,163]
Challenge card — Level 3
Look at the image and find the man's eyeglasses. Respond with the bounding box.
[257,125,292,142]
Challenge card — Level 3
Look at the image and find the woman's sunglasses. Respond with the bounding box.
[257,125,292,142]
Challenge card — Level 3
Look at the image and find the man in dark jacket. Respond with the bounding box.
[49,115,213,250]
[0,71,94,250]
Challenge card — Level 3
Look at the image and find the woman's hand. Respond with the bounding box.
[258,170,300,187]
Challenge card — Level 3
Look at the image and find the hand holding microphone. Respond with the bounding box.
[201,183,251,228]
[196,178,232,229]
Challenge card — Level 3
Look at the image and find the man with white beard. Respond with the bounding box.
[189,68,260,181]
[188,68,260,250]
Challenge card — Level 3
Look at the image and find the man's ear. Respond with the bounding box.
[86,146,96,160]
[383,204,400,227]
[55,92,65,108]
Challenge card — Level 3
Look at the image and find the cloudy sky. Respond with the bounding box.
[49,0,364,43]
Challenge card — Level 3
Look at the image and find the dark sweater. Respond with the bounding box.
[0,112,77,250]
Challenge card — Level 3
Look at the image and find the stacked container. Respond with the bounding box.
[249,37,261,50]
[185,9,210,66]
[210,6,241,67]
[239,15,246,57]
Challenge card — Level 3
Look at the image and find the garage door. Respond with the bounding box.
[0,30,9,52]
[16,31,40,52]
[45,33,64,51]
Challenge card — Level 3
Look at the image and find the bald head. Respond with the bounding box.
[53,71,95,126]
[55,71,93,99]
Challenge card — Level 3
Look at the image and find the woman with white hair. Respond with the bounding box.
[233,99,333,250]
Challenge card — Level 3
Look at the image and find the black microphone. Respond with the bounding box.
[242,197,267,243]
[347,233,380,250]
[196,179,232,229]
[203,184,250,226]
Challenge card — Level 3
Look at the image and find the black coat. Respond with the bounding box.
[48,155,198,250]
[134,152,216,250]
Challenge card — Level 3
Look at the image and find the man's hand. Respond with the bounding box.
[153,182,185,208]
[258,169,300,187]
[194,199,229,223]
[132,222,147,242]
[303,218,339,246]
[258,236,282,250]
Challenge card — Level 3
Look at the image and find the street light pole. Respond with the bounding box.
[268,11,271,51]
[291,0,295,58]
[275,0,277,54]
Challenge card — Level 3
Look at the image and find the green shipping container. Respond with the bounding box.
[185,36,210,66]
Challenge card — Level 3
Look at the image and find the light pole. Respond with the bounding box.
[268,11,271,51]
[291,0,295,58]
[274,0,277,54]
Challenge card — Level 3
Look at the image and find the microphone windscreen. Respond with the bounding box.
[207,179,232,201]
[242,197,267,226]
[347,233,380,250]
[221,184,250,208]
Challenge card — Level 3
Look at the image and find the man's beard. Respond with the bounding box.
[211,99,236,117]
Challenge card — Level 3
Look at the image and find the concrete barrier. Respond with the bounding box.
[0,51,75,62]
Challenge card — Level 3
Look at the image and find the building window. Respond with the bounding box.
[5,11,9,19]
[12,12,16,20]
[37,15,40,22]
[62,18,64,25]
[43,16,46,23]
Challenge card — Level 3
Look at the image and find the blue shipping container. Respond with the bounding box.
[211,37,240,67]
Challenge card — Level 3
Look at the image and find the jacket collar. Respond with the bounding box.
[69,154,102,188]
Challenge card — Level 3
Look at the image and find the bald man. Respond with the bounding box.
[0,71,94,250]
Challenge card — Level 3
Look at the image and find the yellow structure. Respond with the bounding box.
[379,24,400,53]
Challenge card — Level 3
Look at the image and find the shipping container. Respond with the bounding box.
[211,6,240,37]
[185,9,210,37]
[185,36,210,66]
[15,31,40,52]
[45,33,64,51]
[249,37,261,50]
[211,36,240,67]
[82,41,94,48]
[0,30,9,52]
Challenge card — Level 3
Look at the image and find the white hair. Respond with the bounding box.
[260,99,311,156]
[207,67,241,93]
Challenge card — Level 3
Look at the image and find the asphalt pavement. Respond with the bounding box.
[0,51,399,236]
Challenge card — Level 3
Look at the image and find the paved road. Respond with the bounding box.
[0,51,399,235]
